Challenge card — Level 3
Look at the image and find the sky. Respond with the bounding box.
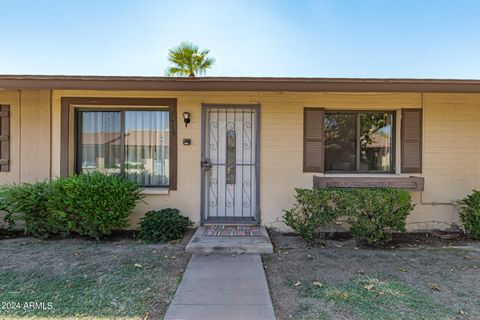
[1,0,480,78]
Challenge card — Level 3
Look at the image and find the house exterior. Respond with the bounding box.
[1,75,480,231]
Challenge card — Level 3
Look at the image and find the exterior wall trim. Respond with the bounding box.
[60,97,178,190]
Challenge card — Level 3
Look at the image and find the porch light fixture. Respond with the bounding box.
[183,112,191,127]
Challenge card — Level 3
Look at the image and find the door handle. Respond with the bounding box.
[201,159,212,169]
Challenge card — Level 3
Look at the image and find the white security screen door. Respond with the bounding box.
[201,105,259,223]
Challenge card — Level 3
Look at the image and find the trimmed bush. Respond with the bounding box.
[0,180,70,238]
[0,209,15,238]
[283,188,415,244]
[283,188,354,241]
[0,173,143,239]
[139,208,193,243]
[47,173,143,239]
[457,190,480,239]
[347,188,415,244]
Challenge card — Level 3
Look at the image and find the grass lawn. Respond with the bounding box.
[263,232,480,320]
[0,236,191,320]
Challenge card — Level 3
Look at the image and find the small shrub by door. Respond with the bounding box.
[139,208,193,243]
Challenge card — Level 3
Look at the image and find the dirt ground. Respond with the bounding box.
[263,231,480,320]
[0,233,192,320]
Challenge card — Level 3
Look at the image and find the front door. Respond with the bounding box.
[201,105,259,224]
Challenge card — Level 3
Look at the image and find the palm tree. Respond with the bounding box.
[165,42,215,77]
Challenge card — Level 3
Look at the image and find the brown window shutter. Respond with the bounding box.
[303,108,325,172]
[0,105,10,172]
[401,108,422,173]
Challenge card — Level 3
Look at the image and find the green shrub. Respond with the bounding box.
[283,188,414,244]
[139,208,193,243]
[0,181,70,238]
[283,188,354,241]
[457,190,480,239]
[47,173,143,239]
[347,189,415,245]
[0,173,143,239]
[0,209,16,238]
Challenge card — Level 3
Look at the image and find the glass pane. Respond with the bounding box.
[226,129,236,184]
[325,113,357,171]
[124,111,169,186]
[79,112,121,174]
[360,112,393,172]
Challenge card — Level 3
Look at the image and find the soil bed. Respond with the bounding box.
[263,230,480,320]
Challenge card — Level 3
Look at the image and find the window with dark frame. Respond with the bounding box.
[76,109,170,187]
[324,111,395,173]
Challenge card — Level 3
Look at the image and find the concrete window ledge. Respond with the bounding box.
[313,175,424,191]
[140,188,170,195]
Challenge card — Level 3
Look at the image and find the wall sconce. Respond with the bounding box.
[183,112,191,127]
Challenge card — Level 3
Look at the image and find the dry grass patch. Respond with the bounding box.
[304,277,452,319]
[0,237,191,319]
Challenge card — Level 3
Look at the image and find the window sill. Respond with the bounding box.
[313,175,424,191]
[324,173,400,178]
[140,188,170,195]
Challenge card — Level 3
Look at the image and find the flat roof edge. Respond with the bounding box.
[1,76,480,93]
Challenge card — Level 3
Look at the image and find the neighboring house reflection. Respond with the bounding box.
[81,130,169,185]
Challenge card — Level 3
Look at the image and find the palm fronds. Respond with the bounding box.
[165,42,215,77]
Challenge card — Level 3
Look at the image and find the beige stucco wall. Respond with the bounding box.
[414,93,480,230]
[19,90,51,182]
[3,89,480,231]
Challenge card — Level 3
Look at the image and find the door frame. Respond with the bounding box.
[200,104,260,225]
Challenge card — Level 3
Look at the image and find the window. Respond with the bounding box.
[325,111,394,173]
[76,109,170,187]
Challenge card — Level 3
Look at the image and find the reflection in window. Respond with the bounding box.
[359,113,393,172]
[125,111,169,186]
[226,129,236,184]
[79,112,122,175]
[324,113,357,171]
[77,109,170,187]
[325,111,394,172]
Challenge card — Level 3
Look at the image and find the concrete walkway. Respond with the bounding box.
[164,253,276,320]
